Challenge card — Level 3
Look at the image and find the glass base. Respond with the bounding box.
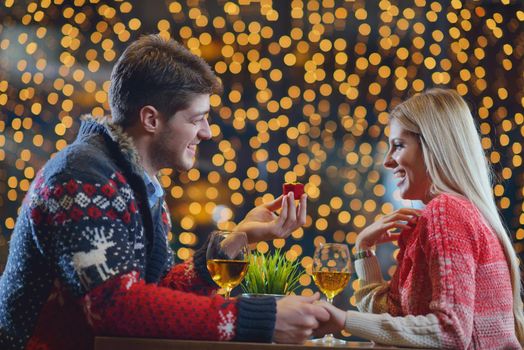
[309,333,346,345]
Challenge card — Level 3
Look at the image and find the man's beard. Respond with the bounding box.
[148,130,182,171]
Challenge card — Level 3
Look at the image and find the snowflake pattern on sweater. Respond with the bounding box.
[29,172,146,295]
[218,310,236,339]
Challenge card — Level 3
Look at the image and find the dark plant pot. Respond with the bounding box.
[241,293,285,300]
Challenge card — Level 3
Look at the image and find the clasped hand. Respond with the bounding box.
[274,293,328,343]
[274,296,348,343]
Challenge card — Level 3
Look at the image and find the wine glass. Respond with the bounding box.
[311,243,352,344]
[206,230,249,299]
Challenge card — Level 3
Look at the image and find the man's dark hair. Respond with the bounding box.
[109,34,222,127]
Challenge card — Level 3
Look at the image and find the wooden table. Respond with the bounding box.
[94,337,417,350]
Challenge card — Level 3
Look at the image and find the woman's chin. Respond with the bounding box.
[399,189,418,201]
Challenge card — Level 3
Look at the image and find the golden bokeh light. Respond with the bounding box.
[0,0,523,327]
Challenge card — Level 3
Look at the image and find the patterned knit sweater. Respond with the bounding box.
[345,193,520,349]
[0,117,276,350]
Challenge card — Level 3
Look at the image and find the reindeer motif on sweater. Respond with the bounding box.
[72,227,116,288]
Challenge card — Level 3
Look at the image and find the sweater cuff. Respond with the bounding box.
[192,235,214,285]
[234,296,276,342]
[345,310,382,340]
[354,255,383,285]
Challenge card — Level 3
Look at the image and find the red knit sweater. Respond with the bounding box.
[25,260,232,350]
[348,193,520,349]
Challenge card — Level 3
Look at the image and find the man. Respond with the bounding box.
[0,35,329,350]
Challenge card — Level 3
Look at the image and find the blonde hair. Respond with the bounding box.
[389,88,524,345]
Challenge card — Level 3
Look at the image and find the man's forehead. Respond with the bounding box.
[180,94,210,115]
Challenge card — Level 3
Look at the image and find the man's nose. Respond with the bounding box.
[198,119,212,140]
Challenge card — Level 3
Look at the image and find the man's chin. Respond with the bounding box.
[174,160,195,172]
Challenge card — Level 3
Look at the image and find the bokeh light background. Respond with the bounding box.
[0,0,523,340]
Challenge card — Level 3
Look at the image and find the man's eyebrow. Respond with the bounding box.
[197,109,210,116]
[187,109,210,118]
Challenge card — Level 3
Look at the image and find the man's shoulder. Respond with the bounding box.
[58,133,110,164]
[42,136,117,182]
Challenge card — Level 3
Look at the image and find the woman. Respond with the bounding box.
[316,88,524,349]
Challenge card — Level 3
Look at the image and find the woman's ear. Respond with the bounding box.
[139,105,160,133]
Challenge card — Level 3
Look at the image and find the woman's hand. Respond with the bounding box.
[274,293,329,344]
[313,301,347,337]
[234,192,307,243]
[355,208,421,250]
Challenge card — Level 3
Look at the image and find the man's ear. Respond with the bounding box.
[139,105,161,133]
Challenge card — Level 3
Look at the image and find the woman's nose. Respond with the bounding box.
[383,152,396,168]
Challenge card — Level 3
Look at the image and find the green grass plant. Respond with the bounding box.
[241,249,301,295]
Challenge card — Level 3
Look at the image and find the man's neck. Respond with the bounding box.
[123,124,157,177]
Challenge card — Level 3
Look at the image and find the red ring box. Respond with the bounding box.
[282,182,305,198]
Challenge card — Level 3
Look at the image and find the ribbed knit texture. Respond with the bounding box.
[354,255,383,286]
[234,296,276,342]
[347,193,520,349]
[192,234,215,286]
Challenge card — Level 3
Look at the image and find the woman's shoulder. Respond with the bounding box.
[418,193,499,261]
[422,193,484,231]
[423,192,480,221]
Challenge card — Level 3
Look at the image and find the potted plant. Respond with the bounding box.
[241,249,302,298]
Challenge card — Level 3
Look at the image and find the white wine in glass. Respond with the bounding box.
[311,243,351,345]
[313,270,350,302]
[206,231,249,299]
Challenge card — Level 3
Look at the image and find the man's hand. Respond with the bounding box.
[235,192,307,243]
[273,293,330,344]
[312,301,347,337]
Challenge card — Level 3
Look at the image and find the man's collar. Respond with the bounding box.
[79,114,142,167]
[143,171,164,208]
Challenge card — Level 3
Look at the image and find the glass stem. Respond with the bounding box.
[323,297,335,342]
[323,333,336,342]
[225,288,231,299]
